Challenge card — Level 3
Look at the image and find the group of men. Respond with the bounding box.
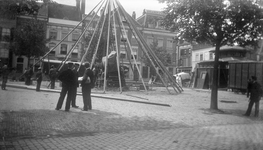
[55,61,94,112]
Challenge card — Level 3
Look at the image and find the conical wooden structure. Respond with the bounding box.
[38,0,183,94]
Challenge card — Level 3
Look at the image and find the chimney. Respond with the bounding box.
[132,11,136,19]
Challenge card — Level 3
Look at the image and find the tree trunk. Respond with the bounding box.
[210,44,220,110]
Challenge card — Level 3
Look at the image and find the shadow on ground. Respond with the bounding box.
[0,109,189,140]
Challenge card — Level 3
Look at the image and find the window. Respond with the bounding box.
[16,57,24,73]
[120,45,127,59]
[200,53,203,61]
[49,31,57,40]
[195,53,199,61]
[49,43,56,55]
[209,52,214,60]
[167,40,173,48]
[72,33,79,41]
[61,32,68,41]
[1,28,10,41]
[120,52,126,59]
[72,45,79,53]
[157,39,163,47]
[131,46,138,60]
[147,38,153,45]
[60,44,67,55]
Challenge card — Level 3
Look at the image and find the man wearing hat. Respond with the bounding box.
[244,76,262,117]
[55,61,75,111]
[81,62,94,111]
[71,63,80,108]
[35,67,43,91]
[49,65,57,89]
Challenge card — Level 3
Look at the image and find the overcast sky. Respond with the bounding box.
[53,0,166,17]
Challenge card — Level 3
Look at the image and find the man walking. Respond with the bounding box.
[243,76,262,117]
[81,62,94,111]
[55,62,75,112]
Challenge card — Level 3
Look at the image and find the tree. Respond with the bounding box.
[160,0,263,109]
[11,19,49,67]
[142,39,172,75]
[0,0,55,19]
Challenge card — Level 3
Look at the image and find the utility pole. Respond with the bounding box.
[81,0,86,61]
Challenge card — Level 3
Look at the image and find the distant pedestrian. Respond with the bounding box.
[49,65,57,89]
[81,62,94,111]
[25,66,33,85]
[1,65,9,90]
[35,67,42,91]
[55,62,75,112]
[71,63,79,108]
[243,76,262,117]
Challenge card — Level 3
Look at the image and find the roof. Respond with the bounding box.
[48,3,81,21]
[209,46,247,52]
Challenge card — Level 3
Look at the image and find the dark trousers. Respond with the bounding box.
[245,100,260,117]
[71,86,77,106]
[1,77,7,89]
[56,86,72,110]
[82,85,92,110]
[50,79,55,89]
[36,80,42,91]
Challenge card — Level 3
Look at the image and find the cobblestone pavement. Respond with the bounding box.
[0,81,263,150]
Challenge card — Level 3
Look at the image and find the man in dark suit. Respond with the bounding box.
[35,67,42,91]
[244,76,262,117]
[55,62,75,112]
[81,62,94,111]
[71,63,79,108]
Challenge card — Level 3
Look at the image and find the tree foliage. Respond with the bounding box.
[0,0,55,19]
[11,19,48,65]
[160,0,263,109]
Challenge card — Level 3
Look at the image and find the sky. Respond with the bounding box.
[53,0,167,17]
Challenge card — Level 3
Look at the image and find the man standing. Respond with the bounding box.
[55,62,75,112]
[1,65,9,90]
[35,67,42,91]
[49,65,57,89]
[71,63,79,108]
[25,66,33,85]
[81,62,94,111]
[244,76,262,117]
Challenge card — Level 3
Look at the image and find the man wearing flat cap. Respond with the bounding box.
[55,61,75,111]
